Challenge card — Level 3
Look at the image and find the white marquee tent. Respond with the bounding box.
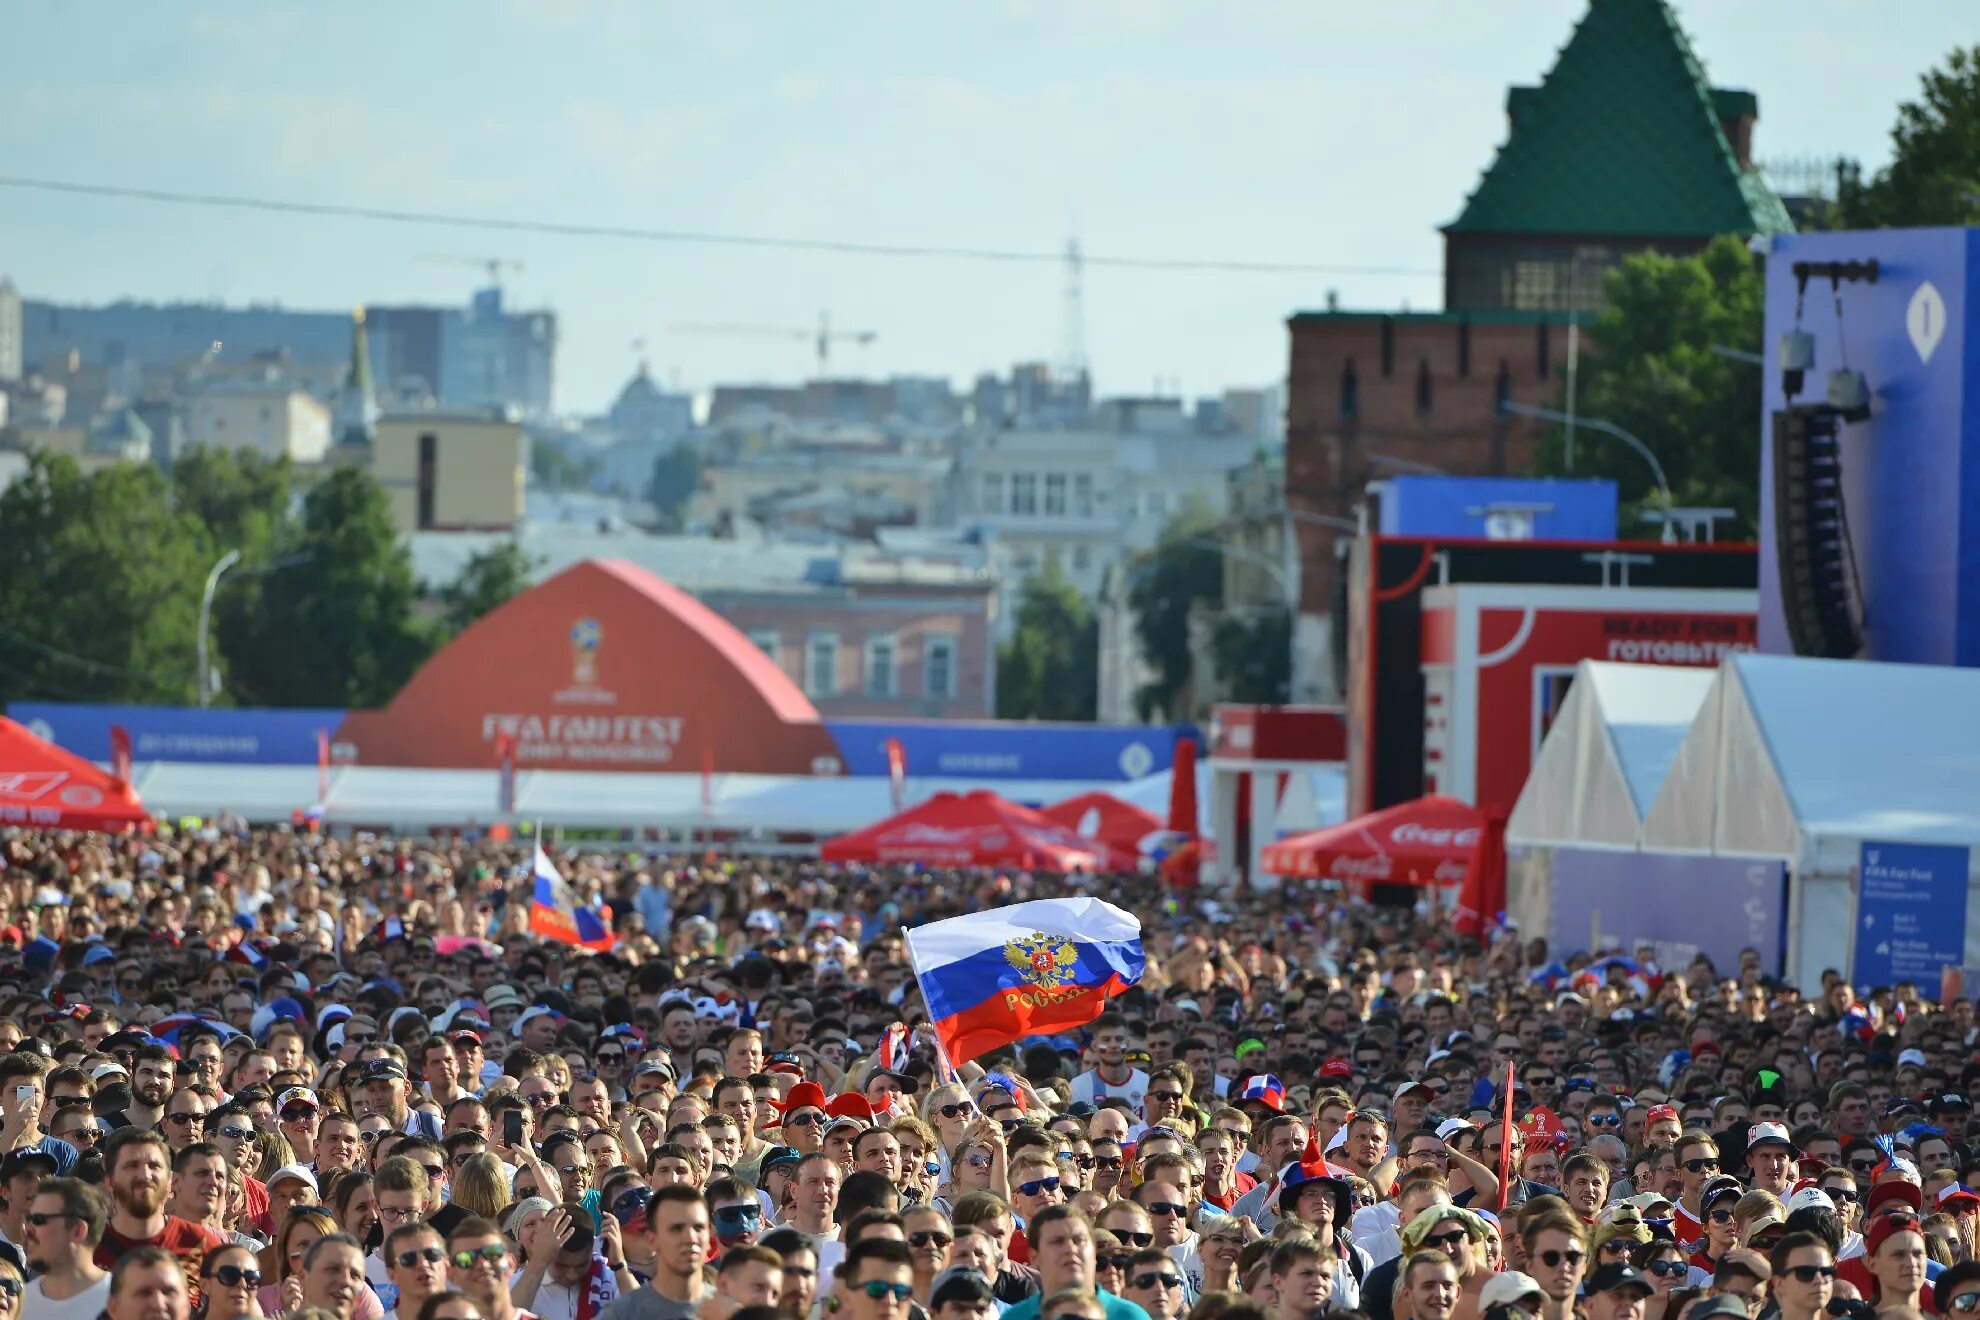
[1640,652,1980,986]
[1508,661,1714,850]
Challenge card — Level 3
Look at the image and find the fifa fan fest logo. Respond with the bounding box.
[571,617,602,685]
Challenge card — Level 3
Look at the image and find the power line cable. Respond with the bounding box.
[0,174,1443,278]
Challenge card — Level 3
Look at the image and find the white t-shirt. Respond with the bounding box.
[24,1274,112,1320]
[530,1261,622,1320]
[1069,1068,1149,1110]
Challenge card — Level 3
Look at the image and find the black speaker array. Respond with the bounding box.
[1772,406,1863,659]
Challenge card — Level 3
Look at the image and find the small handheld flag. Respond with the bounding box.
[528,845,616,952]
[904,897,1142,1066]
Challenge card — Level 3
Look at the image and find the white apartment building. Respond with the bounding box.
[958,428,1247,613]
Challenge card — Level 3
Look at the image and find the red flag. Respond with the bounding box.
[1166,735,1199,835]
[108,725,133,785]
[315,728,331,804]
[885,737,907,812]
[1497,1060,1516,1212]
[495,732,517,815]
[1454,807,1508,938]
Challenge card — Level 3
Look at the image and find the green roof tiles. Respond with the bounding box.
[1448,0,1793,238]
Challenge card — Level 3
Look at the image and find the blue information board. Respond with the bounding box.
[1855,840,1970,993]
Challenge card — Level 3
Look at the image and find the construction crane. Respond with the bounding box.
[669,311,877,376]
[417,255,525,288]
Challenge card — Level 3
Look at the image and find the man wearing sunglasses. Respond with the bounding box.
[1129,1169,1196,1299]
[1670,1133,1723,1244]
[1765,1233,1836,1320]
[446,1217,531,1320]
[1520,1206,1589,1320]
[23,1178,110,1320]
[380,1223,447,1320]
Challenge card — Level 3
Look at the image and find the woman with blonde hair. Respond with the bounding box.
[450,1153,512,1222]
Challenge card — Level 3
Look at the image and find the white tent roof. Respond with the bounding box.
[1508,662,1714,849]
[1640,652,1980,875]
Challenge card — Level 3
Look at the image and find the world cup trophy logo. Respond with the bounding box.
[570,617,602,686]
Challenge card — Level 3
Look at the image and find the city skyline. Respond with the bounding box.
[0,1,1960,413]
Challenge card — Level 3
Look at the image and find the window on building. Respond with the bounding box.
[1339,359,1359,421]
[417,433,438,531]
[924,634,958,700]
[1073,473,1094,517]
[864,634,897,698]
[805,633,838,698]
[980,472,1004,514]
[1011,473,1037,515]
[1071,544,1091,573]
[746,629,780,667]
[1044,473,1067,516]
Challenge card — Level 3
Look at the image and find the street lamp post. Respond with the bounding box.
[1497,400,1673,508]
[196,550,312,707]
[197,550,242,708]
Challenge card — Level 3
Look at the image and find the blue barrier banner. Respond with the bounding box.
[7,704,347,765]
[826,720,1194,782]
[1855,840,1970,994]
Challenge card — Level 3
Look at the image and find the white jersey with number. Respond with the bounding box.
[1069,1068,1149,1109]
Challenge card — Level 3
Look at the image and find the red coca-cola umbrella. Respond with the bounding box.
[0,717,150,833]
[822,790,1104,873]
[1260,795,1481,885]
[1038,791,1161,872]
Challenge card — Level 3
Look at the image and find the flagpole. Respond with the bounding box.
[902,923,979,1113]
[1496,1059,1515,1212]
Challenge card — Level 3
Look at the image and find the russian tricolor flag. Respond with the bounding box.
[528,845,617,953]
[905,897,1143,1066]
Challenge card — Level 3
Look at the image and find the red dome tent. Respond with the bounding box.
[0,717,149,832]
[1039,791,1161,872]
[1260,794,1481,885]
[822,790,1104,872]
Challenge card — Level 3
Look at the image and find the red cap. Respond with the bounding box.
[1866,1212,1923,1259]
[1867,1181,1925,1216]
[1320,1058,1354,1079]
[825,1093,877,1121]
[767,1081,829,1125]
[1644,1104,1680,1125]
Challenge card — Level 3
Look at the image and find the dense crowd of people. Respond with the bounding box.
[2,823,1978,1320]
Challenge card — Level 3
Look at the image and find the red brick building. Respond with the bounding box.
[1285,0,1792,631]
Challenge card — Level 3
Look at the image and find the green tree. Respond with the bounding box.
[531,437,596,490]
[169,448,297,699]
[1128,511,1225,721]
[1533,235,1764,536]
[227,467,436,706]
[1211,609,1291,704]
[0,453,210,704]
[995,563,1098,720]
[1841,46,1980,227]
[435,540,539,637]
[647,442,702,522]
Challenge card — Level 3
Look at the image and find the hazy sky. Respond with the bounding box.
[0,1,1962,412]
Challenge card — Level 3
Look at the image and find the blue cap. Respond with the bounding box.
[22,937,61,974]
[80,945,117,967]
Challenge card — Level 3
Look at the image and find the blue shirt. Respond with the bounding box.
[1001,1288,1150,1320]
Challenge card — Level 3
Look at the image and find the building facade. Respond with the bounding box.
[184,384,333,462]
[1284,0,1793,693]
[374,410,527,533]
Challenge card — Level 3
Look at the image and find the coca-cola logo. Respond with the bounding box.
[1330,854,1394,880]
[1391,822,1480,848]
[880,823,980,846]
[59,785,103,808]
